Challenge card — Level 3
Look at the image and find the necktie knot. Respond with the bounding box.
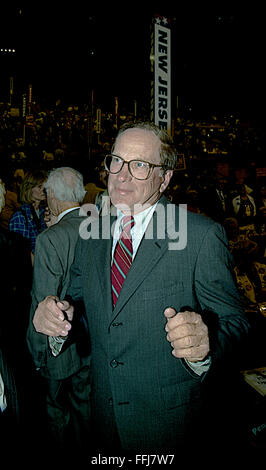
[121,215,135,235]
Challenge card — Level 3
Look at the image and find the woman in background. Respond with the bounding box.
[9,169,48,263]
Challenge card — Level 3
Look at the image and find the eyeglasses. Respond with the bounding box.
[104,154,163,180]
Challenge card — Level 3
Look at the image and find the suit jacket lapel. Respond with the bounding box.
[90,214,114,316]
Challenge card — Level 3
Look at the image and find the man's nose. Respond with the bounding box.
[118,162,132,181]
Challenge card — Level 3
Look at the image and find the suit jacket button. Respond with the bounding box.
[110,359,118,368]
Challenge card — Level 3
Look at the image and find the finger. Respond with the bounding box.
[166,311,200,331]
[57,301,74,322]
[171,343,210,361]
[164,307,177,332]
[167,319,208,342]
[57,300,70,311]
[33,316,71,336]
[45,296,65,320]
[47,317,71,336]
[36,297,61,323]
[64,306,74,322]
[46,298,69,322]
[170,333,204,349]
[56,301,70,321]
[164,307,177,319]
[59,320,72,336]
[51,314,72,335]
[166,323,197,342]
[52,317,72,336]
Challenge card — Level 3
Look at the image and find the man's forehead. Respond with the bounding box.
[114,128,161,152]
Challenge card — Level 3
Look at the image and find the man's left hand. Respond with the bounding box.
[164,307,210,362]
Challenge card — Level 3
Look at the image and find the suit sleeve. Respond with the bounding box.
[32,232,64,303]
[27,233,64,368]
[65,237,84,302]
[194,223,250,367]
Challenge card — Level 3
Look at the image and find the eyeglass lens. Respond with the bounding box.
[105,155,151,180]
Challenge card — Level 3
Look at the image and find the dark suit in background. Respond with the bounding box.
[203,180,231,223]
[0,220,37,460]
[0,347,20,458]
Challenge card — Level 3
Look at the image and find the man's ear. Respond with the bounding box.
[159,170,173,193]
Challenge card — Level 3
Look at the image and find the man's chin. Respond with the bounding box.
[113,202,133,214]
[110,192,132,212]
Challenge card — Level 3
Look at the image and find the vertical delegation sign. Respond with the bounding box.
[151,15,171,135]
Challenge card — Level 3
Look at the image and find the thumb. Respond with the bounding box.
[164,307,177,319]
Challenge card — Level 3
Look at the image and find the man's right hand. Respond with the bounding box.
[33,296,73,337]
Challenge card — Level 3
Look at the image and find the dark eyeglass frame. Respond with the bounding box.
[104,154,164,180]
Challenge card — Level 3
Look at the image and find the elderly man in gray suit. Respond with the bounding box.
[27,167,91,453]
[32,123,250,460]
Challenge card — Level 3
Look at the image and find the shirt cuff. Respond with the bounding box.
[48,336,67,357]
[185,356,211,375]
[0,372,7,412]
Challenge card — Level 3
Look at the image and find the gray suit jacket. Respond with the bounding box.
[64,196,250,452]
[27,209,90,380]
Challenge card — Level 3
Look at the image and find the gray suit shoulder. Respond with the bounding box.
[169,202,224,232]
[185,209,221,229]
[37,210,85,242]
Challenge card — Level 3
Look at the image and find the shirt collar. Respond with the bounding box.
[114,202,159,240]
[57,206,79,223]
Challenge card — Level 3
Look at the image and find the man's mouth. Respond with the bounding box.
[114,187,132,195]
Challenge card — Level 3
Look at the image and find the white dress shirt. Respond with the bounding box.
[0,372,7,412]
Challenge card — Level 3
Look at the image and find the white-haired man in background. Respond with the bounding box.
[27,167,91,455]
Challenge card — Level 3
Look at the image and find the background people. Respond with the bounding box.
[232,183,257,228]
[27,167,91,455]
[0,178,32,461]
[9,169,48,264]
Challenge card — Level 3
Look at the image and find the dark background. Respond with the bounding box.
[0,4,265,120]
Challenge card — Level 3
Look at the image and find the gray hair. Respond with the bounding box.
[0,179,6,212]
[45,167,86,202]
[113,121,178,170]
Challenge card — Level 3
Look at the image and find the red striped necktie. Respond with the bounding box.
[111,215,135,307]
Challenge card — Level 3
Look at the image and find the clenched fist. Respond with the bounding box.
[33,296,73,337]
[164,307,210,362]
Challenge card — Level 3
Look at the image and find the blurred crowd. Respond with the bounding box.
[0,101,265,317]
[0,101,265,172]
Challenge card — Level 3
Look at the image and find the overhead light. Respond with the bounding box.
[0,49,16,53]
